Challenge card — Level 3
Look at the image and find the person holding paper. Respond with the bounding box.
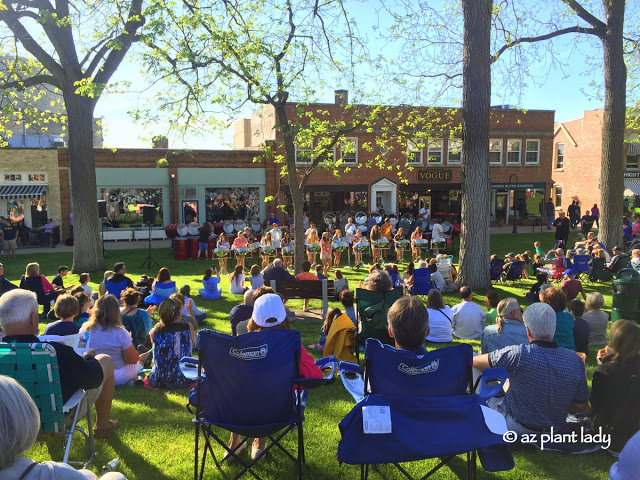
[0,289,119,439]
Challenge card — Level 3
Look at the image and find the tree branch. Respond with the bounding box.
[0,73,60,90]
[562,0,607,31]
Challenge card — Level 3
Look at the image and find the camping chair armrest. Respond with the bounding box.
[294,377,335,389]
[476,367,508,401]
[179,356,203,381]
[62,389,87,413]
[316,355,338,380]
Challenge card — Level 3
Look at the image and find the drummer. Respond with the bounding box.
[394,227,406,263]
[268,223,282,254]
[353,228,364,267]
[216,234,231,273]
[345,217,357,244]
[411,226,424,261]
[332,229,344,267]
[243,226,252,240]
[306,227,320,266]
[281,231,293,269]
[260,232,274,268]
[370,224,382,264]
[320,232,333,273]
[196,222,213,261]
[233,231,249,268]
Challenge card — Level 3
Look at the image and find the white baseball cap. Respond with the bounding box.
[252,293,287,328]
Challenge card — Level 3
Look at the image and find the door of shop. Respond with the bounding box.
[495,193,507,222]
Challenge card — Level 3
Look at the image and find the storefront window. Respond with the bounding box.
[205,187,260,222]
[100,188,163,227]
[7,199,24,221]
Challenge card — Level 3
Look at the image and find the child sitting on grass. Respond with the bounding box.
[308,307,342,351]
[44,294,80,335]
[567,299,590,356]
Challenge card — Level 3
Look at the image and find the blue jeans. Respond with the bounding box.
[546,215,554,228]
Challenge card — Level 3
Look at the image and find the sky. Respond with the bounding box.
[94,2,609,151]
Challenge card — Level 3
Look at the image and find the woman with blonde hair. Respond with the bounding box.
[480,298,528,354]
[19,262,60,315]
[320,231,333,273]
[306,227,320,265]
[98,270,115,299]
[591,320,640,453]
[583,292,609,346]
[0,375,126,479]
[81,295,150,385]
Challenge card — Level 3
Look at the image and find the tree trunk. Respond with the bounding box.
[458,0,492,289]
[64,91,106,273]
[599,0,626,251]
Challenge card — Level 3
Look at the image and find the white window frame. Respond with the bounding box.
[427,138,443,165]
[294,141,313,166]
[555,143,564,169]
[489,139,502,165]
[339,137,358,166]
[555,186,563,208]
[525,139,540,165]
[447,138,462,165]
[406,138,423,165]
[507,139,521,165]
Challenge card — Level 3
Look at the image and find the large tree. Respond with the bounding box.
[141,0,371,273]
[0,0,145,272]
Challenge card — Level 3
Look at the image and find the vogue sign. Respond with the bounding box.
[417,169,452,183]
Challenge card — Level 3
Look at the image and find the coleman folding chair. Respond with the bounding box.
[0,342,95,467]
[184,329,331,480]
[503,261,525,286]
[408,268,434,300]
[338,339,514,480]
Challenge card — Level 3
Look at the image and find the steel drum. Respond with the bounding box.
[333,239,348,252]
[354,240,369,252]
[223,220,235,234]
[234,219,247,231]
[235,246,250,256]
[414,238,429,247]
[396,239,410,248]
[371,212,382,225]
[387,213,398,226]
[261,246,275,255]
[324,212,337,227]
[176,223,188,237]
[282,245,293,254]
[441,221,452,233]
[375,238,389,249]
[214,246,230,258]
[357,224,368,233]
[250,220,261,233]
[187,222,200,236]
[307,242,321,252]
[355,211,367,225]
[401,213,414,221]
[164,224,179,238]
[249,242,261,251]
[174,238,188,260]
[272,240,282,249]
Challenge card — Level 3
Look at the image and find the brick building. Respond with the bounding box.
[553,109,640,216]
[235,92,555,226]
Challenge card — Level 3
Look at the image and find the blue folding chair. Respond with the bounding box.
[185,329,330,480]
[571,255,590,279]
[104,279,127,300]
[489,258,504,283]
[144,281,177,305]
[337,339,514,479]
[503,260,525,285]
[409,267,433,299]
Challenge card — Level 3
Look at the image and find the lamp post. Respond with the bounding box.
[509,174,518,234]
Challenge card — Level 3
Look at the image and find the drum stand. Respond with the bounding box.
[101,219,117,258]
[140,223,160,269]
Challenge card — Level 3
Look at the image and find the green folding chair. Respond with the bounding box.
[0,342,95,468]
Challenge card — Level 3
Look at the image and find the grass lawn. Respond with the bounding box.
[2,229,618,479]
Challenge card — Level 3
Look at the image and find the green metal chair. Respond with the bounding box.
[0,342,95,468]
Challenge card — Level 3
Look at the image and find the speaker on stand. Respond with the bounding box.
[98,200,116,258]
[140,205,160,270]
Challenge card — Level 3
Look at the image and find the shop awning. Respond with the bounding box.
[0,184,46,199]
[624,180,640,196]
[628,142,640,156]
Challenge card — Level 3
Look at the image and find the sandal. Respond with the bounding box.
[94,419,119,439]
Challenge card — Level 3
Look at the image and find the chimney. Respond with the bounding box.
[335,89,348,106]
[152,135,168,149]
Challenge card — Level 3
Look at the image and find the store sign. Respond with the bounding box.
[417,169,452,183]
[491,182,546,190]
[624,172,640,178]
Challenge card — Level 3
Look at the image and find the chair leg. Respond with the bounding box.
[194,423,199,480]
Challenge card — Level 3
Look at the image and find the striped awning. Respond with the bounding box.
[624,180,640,196]
[0,185,46,199]
[628,142,640,156]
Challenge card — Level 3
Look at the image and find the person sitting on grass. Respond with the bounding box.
[387,296,430,354]
[333,270,349,299]
[179,284,207,326]
[249,264,264,290]
[79,272,93,298]
[0,263,17,297]
[147,297,195,390]
[229,288,254,336]
[425,289,453,343]
[229,265,248,295]
[120,288,153,350]
[225,293,323,461]
[542,287,576,351]
[484,291,501,325]
[340,289,357,327]
[525,273,548,303]
[480,298,528,354]
[295,261,317,313]
[566,299,590,356]
[451,286,486,340]
[44,294,80,336]
[582,292,609,347]
[81,295,151,386]
[309,307,341,351]
[74,291,92,327]
[315,264,327,280]
[473,302,589,435]
[51,265,75,292]
[200,267,222,300]
[560,269,586,302]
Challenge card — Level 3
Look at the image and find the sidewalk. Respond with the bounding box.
[10,239,173,256]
